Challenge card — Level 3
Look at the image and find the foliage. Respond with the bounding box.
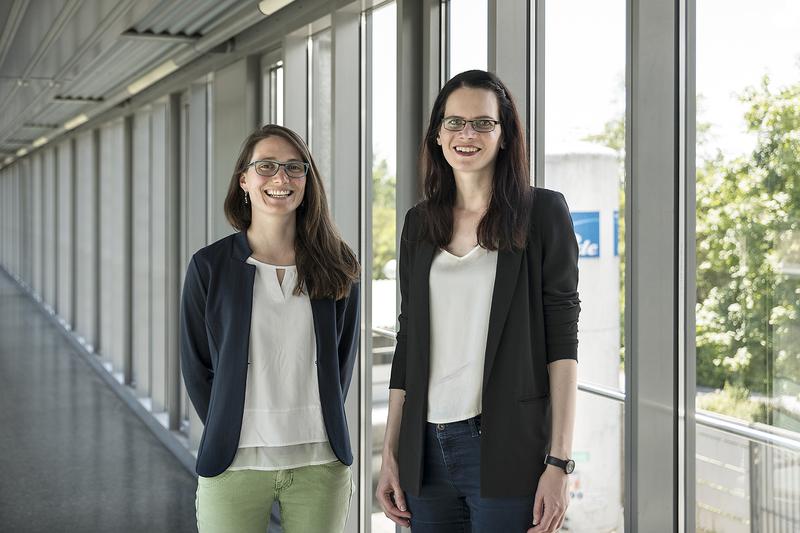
[372,157,396,279]
[697,383,769,423]
[695,77,800,395]
[586,77,800,423]
[584,116,625,155]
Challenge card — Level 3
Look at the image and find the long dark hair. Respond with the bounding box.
[419,70,531,250]
[223,124,359,300]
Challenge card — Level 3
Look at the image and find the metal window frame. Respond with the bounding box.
[624,0,695,529]
[359,9,374,531]
[260,49,283,125]
[330,4,362,532]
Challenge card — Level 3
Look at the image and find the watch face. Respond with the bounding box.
[565,460,575,474]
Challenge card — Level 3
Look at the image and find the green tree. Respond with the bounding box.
[586,77,800,425]
[696,77,800,399]
[372,156,396,279]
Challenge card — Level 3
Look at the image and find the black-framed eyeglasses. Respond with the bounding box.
[442,116,501,133]
[244,159,309,178]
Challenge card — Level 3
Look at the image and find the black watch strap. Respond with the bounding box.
[544,454,575,474]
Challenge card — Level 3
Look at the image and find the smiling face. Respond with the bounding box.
[239,135,307,218]
[437,86,503,178]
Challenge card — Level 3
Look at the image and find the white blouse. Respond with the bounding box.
[228,257,336,471]
[427,246,498,423]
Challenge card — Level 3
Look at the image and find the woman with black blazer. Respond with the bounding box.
[180,124,360,533]
[376,70,580,533]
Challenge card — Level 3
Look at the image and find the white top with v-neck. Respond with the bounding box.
[228,256,336,471]
[427,245,498,423]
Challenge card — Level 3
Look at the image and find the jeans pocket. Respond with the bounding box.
[197,469,235,488]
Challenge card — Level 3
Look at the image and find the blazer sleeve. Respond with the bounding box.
[539,191,581,362]
[180,255,214,423]
[336,280,361,394]
[389,207,414,390]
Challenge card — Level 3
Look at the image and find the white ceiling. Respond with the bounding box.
[0,0,264,159]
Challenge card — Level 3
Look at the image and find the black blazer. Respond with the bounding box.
[180,231,360,477]
[389,187,580,498]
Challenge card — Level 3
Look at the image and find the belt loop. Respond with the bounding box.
[468,416,479,438]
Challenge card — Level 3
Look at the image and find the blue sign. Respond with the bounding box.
[613,210,619,257]
[571,211,600,258]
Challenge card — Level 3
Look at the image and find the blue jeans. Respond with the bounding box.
[404,415,535,532]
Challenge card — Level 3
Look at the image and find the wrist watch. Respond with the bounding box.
[544,454,575,474]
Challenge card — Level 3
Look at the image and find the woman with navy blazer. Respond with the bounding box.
[180,124,359,533]
[376,70,581,533]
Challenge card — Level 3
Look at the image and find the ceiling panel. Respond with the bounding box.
[0,0,265,159]
[2,1,69,78]
[132,0,252,36]
[29,0,123,80]
[32,100,91,129]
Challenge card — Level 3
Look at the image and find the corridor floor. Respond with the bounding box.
[0,274,198,532]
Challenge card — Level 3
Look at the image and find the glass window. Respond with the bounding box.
[262,58,284,126]
[271,63,284,125]
[367,2,397,531]
[447,0,488,79]
[695,1,800,528]
[541,0,626,529]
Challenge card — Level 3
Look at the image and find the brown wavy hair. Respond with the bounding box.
[223,124,359,300]
[419,69,531,251]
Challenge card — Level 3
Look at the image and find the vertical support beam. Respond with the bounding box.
[530,0,545,186]
[186,80,210,449]
[210,56,261,241]
[99,119,129,373]
[421,0,442,118]
[284,33,309,141]
[74,129,100,352]
[625,0,685,530]
[331,7,361,532]
[132,107,152,391]
[31,153,42,299]
[332,6,361,247]
[396,0,425,221]
[151,99,170,412]
[43,148,57,310]
[359,10,374,531]
[57,140,75,329]
[122,116,133,384]
[166,92,182,430]
[488,0,529,151]
[679,0,696,530]
[186,81,210,254]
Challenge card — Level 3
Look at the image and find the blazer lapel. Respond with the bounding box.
[411,239,436,394]
[482,247,523,389]
[230,231,256,368]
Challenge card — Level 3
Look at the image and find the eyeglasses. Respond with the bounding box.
[244,159,309,178]
[441,116,501,133]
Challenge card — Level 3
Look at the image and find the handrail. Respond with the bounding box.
[369,327,800,454]
[577,381,626,402]
[371,326,396,340]
[696,411,800,453]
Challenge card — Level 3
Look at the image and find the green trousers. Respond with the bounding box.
[195,461,354,533]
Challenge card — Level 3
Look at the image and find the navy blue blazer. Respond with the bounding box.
[180,231,360,477]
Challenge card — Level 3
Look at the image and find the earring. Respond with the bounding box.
[244,190,248,205]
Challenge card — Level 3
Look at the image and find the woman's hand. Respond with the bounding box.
[376,453,411,527]
[528,466,569,532]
